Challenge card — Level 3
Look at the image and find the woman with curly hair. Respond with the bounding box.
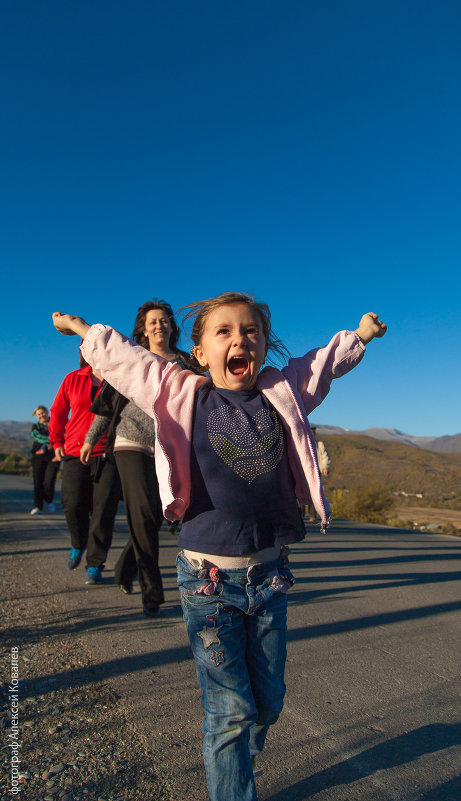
[82,299,195,615]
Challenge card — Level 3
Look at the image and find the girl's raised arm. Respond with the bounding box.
[52,313,169,419]
[355,313,387,344]
[51,313,205,422]
[282,312,387,415]
[52,312,91,338]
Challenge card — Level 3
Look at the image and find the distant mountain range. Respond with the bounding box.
[0,421,31,442]
[0,421,34,456]
[1,420,460,454]
[312,425,461,453]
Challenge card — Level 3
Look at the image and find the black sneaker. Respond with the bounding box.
[119,582,133,595]
[143,605,160,618]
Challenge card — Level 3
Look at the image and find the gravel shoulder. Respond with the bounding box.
[1,503,182,800]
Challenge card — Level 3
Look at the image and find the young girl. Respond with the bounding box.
[52,293,386,801]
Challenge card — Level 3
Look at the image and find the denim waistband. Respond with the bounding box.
[177,547,290,582]
[182,546,282,570]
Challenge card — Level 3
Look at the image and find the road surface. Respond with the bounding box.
[1,474,461,800]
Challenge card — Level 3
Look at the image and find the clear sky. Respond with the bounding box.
[1,1,460,436]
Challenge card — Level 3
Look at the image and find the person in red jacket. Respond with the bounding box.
[49,352,121,584]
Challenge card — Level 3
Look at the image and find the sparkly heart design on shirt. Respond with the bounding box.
[207,405,284,483]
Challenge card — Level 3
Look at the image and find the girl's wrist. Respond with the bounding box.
[74,318,91,337]
[355,326,372,345]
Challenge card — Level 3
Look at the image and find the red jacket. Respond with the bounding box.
[49,366,107,458]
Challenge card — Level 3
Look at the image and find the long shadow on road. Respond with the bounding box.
[292,552,461,570]
[265,722,461,801]
[4,601,184,641]
[4,637,193,698]
[6,597,461,698]
[287,599,461,642]
[287,569,461,606]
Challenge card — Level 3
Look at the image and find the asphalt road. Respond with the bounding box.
[1,474,461,801]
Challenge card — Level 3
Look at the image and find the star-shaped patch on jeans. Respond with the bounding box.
[197,625,222,649]
[209,649,225,667]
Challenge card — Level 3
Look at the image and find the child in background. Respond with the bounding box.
[52,293,386,801]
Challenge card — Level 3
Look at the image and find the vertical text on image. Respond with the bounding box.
[8,646,22,795]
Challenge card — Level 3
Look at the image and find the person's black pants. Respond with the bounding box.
[60,456,121,568]
[32,453,60,509]
[113,450,164,610]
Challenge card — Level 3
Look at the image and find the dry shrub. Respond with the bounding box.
[332,485,395,524]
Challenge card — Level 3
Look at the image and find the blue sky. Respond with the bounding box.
[1,1,460,436]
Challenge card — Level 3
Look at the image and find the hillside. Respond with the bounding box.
[0,438,31,457]
[315,425,461,453]
[0,421,31,444]
[0,422,34,461]
[2,424,461,512]
[323,434,461,511]
[3,419,461,455]
[424,433,461,453]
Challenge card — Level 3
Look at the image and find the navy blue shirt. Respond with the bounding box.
[178,384,305,555]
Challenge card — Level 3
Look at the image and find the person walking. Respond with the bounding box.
[81,299,196,617]
[48,353,122,584]
[52,296,386,801]
[29,405,60,515]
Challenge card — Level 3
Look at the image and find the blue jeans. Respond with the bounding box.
[177,550,294,801]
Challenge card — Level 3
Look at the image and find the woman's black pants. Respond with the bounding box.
[32,453,59,510]
[113,450,165,611]
[60,455,121,568]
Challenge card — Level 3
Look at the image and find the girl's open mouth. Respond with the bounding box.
[228,356,249,376]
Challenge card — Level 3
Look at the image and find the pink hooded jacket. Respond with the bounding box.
[81,325,365,528]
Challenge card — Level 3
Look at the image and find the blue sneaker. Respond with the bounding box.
[67,548,84,570]
[85,566,103,585]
